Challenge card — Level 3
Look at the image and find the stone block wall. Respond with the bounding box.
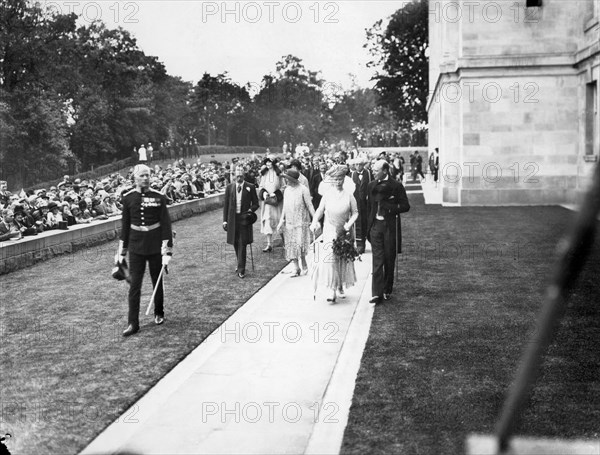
[0,194,225,275]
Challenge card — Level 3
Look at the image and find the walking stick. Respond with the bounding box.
[249,242,254,271]
[145,231,175,316]
[145,264,166,316]
[395,215,399,282]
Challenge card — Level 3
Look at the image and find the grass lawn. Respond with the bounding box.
[341,193,600,454]
[0,209,288,454]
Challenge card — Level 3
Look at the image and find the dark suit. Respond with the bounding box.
[310,172,325,210]
[223,181,259,274]
[367,177,410,299]
[352,168,372,250]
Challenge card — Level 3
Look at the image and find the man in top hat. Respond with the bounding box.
[118,164,173,336]
[366,159,410,304]
[223,165,259,279]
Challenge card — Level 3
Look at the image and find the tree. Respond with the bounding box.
[365,0,428,145]
[0,0,75,187]
[253,55,328,147]
[191,73,250,146]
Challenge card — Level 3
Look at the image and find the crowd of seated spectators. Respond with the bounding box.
[0,144,404,244]
[0,158,246,242]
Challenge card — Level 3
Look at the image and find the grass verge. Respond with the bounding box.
[341,194,600,454]
[0,209,288,454]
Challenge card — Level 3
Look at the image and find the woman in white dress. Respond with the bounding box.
[258,157,285,252]
[310,165,359,302]
[277,168,315,276]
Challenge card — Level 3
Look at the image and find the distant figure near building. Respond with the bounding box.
[412,151,424,182]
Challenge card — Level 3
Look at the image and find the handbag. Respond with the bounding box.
[264,195,278,206]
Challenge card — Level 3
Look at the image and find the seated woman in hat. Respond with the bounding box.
[45,201,63,229]
[13,206,38,236]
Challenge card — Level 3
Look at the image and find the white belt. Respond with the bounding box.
[131,222,160,232]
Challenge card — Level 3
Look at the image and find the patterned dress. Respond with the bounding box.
[315,188,358,290]
[281,184,313,261]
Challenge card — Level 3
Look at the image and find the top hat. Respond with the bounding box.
[239,211,258,226]
[112,258,131,283]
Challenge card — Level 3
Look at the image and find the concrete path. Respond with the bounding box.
[81,242,376,454]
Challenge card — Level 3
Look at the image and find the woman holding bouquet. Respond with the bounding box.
[310,165,359,302]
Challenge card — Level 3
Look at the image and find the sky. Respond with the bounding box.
[54,1,403,91]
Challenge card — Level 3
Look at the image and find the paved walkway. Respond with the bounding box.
[82,248,375,454]
[81,181,429,455]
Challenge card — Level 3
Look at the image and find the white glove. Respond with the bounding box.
[343,223,351,232]
[162,255,171,266]
[117,240,127,263]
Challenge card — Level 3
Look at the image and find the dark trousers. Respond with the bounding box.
[370,219,397,298]
[128,252,164,327]
[355,198,368,247]
[234,214,248,274]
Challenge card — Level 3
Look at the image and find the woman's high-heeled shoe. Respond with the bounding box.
[262,245,273,252]
[326,290,337,302]
[338,287,346,298]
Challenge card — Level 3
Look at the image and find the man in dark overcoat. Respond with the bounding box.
[310,162,326,210]
[223,166,259,279]
[351,157,373,254]
[366,159,410,304]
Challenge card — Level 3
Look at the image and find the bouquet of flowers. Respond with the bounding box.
[332,232,359,263]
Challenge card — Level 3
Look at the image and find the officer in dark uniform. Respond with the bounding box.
[118,164,173,336]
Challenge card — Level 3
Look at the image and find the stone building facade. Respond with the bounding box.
[428,0,599,205]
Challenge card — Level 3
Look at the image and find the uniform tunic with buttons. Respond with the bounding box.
[120,188,173,255]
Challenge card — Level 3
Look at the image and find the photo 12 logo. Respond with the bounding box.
[40,1,140,24]
[201,401,339,424]
[428,1,541,24]
[442,161,540,184]
[201,2,340,24]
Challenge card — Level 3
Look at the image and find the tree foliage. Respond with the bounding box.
[0,0,190,187]
[252,55,329,146]
[191,73,250,146]
[0,0,426,189]
[365,0,428,142]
